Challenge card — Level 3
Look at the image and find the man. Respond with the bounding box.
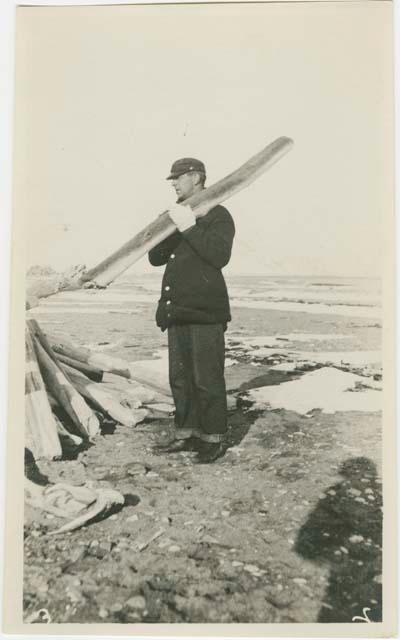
[148,157,235,463]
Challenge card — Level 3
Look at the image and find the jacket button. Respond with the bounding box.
[165,286,170,291]
[170,254,175,259]
[166,300,171,305]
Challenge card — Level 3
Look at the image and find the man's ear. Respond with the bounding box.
[192,171,202,186]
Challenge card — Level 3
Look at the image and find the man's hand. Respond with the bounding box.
[168,203,196,232]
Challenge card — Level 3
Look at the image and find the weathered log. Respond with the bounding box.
[33,338,100,439]
[26,265,87,309]
[144,407,173,421]
[31,321,104,382]
[62,364,148,427]
[82,137,294,287]
[146,402,174,414]
[127,362,171,397]
[48,335,131,378]
[25,326,62,461]
[100,381,157,405]
[55,352,103,382]
[25,137,293,305]
[49,334,171,395]
[101,373,173,404]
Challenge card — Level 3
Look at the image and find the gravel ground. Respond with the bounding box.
[24,304,382,624]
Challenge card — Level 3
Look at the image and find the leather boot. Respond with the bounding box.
[195,442,225,464]
[154,437,200,454]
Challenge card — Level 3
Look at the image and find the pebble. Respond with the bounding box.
[126,596,146,611]
[126,514,139,523]
[110,603,123,613]
[157,539,172,549]
[266,592,294,609]
[127,464,146,476]
[168,545,181,553]
[98,608,108,619]
[66,587,82,603]
[221,511,230,517]
[232,561,243,567]
[340,546,349,554]
[349,534,364,543]
[109,515,118,521]
[127,611,141,621]
[244,564,263,576]
[202,534,219,545]
[293,578,307,586]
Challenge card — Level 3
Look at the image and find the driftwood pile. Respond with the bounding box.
[25,318,174,462]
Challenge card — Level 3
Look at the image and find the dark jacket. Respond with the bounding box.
[148,204,235,331]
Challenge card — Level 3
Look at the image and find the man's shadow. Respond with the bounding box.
[295,456,382,623]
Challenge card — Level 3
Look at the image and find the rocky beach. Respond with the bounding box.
[24,273,383,624]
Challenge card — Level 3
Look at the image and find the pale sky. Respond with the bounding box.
[16,2,392,278]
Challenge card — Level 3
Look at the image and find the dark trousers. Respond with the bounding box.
[168,324,227,443]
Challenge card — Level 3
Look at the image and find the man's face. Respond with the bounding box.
[171,172,197,200]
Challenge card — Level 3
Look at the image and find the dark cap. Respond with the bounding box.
[166,157,206,180]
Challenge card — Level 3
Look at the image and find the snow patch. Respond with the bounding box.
[248,367,381,415]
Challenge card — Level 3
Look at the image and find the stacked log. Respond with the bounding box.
[25,325,62,461]
[61,364,149,428]
[49,336,131,379]
[25,320,173,462]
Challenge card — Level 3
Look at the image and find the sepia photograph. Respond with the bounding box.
[2,0,396,633]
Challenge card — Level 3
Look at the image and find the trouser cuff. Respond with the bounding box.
[173,427,225,443]
[196,432,224,444]
[173,428,194,440]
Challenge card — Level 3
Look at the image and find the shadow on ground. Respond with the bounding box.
[25,449,49,485]
[225,404,264,449]
[295,456,382,622]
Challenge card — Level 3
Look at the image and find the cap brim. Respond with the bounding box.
[166,170,206,180]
